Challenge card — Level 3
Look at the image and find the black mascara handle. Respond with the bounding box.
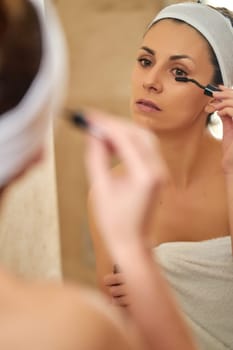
[71,111,89,129]
[204,84,221,97]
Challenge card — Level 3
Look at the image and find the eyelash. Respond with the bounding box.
[137,57,152,67]
[171,68,188,77]
[137,58,188,77]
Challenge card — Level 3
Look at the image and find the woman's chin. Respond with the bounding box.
[131,113,162,132]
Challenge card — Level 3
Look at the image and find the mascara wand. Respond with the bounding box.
[65,110,105,139]
[175,76,221,97]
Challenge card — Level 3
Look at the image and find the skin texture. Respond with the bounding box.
[88,19,232,306]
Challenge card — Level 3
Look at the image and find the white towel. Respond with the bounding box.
[155,236,233,350]
[0,0,68,187]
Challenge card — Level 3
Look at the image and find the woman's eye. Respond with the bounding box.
[137,58,152,67]
[172,68,187,77]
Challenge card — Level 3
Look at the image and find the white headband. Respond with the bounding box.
[147,2,233,87]
[0,0,68,187]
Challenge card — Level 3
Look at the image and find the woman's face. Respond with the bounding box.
[130,19,215,133]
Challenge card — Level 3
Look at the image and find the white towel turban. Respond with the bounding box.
[0,0,68,187]
[147,2,233,87]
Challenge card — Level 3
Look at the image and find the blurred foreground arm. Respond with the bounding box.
[0,268,138,350]
[85,113,198,350]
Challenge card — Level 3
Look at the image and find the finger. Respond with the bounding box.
[112,295,129,308]
[89,111,157,165]
[84,111,129,188]
[217,108,233,119]
[221,115,233,130]
[220,115,233,128]
[85,115,144,180]
[213,89,233,100]
[86,112,168,189]
[218,85,233,92]
[88,114,155,172]
[109,285,126,298]
[212,96,233,110]
[100,121,167,187]
[104,272,125,286]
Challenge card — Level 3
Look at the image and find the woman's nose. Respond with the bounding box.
[143,69,163,93]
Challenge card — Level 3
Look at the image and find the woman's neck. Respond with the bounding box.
[157,126,212,189]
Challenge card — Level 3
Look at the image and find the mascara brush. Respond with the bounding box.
[175,76,221,97]
[65,110,105,140]
[65,109,116,153]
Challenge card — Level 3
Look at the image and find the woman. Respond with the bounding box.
[88,2,233,349]
[0,1,135,349]
[0,1,198,349]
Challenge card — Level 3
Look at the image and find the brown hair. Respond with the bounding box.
[0,0,42,115]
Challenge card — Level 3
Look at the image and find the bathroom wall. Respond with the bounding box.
[0,129,62,280]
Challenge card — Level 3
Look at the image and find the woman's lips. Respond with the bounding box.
[135,99,162,113]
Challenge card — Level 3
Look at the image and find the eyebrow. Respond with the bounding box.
[170,54,193,62]
[141,46,155,55]
[140,46,194,62]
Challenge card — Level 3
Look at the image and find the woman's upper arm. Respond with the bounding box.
[87,191,114,296]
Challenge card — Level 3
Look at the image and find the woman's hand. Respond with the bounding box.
[104,271,129,308]
[212,86,233,174]
[85,111,168,259]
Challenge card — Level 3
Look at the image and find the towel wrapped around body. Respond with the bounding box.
[155,236,233,350]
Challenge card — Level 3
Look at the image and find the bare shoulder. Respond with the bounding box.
[0,273,142,350]
[32,283,143,350]
[64,286,143,350]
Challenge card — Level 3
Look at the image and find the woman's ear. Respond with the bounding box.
[204,98,217,114]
